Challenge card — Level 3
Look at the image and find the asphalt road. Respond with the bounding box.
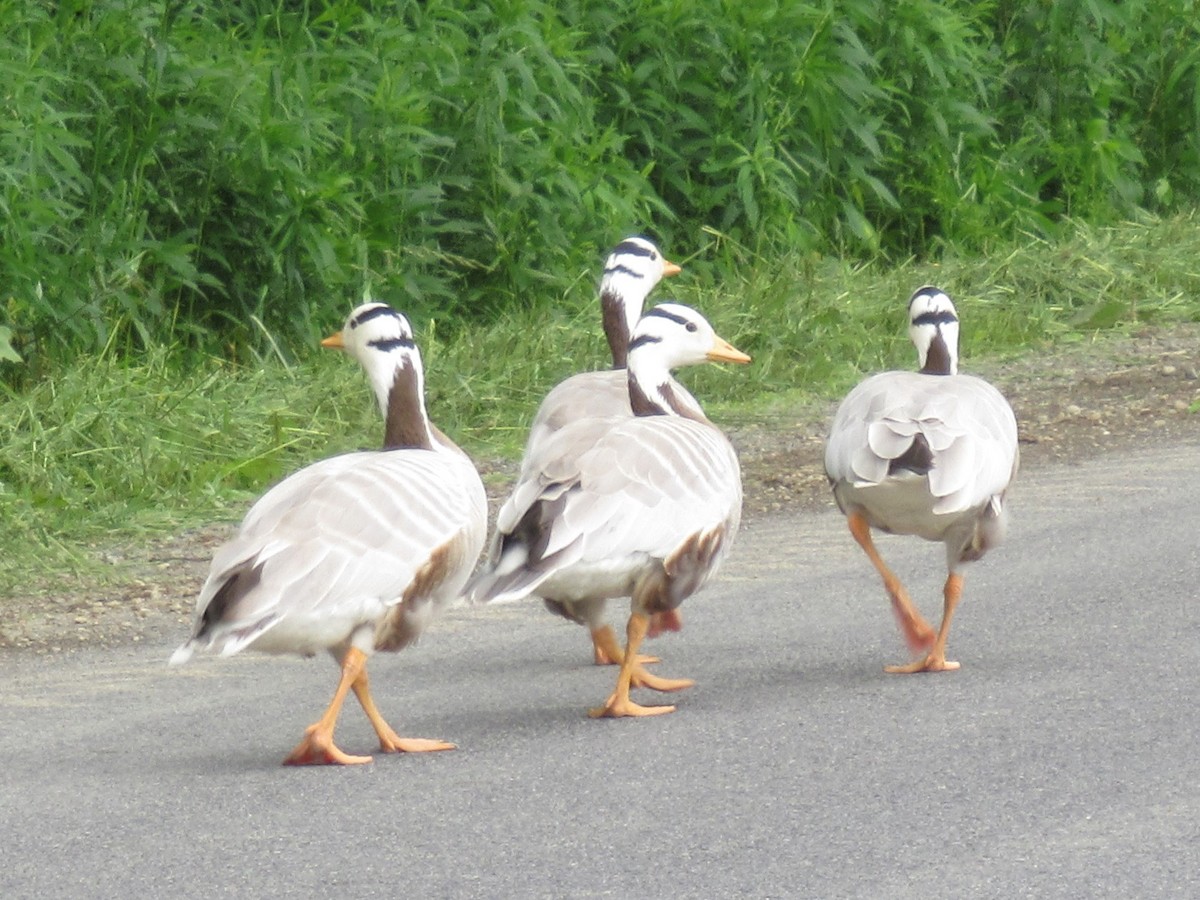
[3,442,1199,898]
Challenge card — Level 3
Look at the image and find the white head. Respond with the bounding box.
[907,286,959,376]
[322,302,433,449]
[600,236,682,368]
[626,302,750,417]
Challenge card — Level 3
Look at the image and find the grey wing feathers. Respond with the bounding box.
[180,448,486,657]
[826,371,1018,514]
[524,370,630,455]
[470,415,741,604]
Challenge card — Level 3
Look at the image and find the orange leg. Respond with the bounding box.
[350,663,455,754]
[283,646,373,766]
[590,624,659,667]
[847,510,935,653]
[886,572,964,674]
[589,613,691,719]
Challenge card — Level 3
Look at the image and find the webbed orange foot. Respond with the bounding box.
[884,655,961,674]
[588,695,676,718]
[378,733,456,753]
[630,666,694,693]
[283,725,372,766]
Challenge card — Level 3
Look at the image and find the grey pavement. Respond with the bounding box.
[2,442,1199,898]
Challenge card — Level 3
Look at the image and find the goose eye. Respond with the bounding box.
[686,322,698,332]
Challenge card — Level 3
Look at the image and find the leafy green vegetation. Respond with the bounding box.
[2,0,1198,361]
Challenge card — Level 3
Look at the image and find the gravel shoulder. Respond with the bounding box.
[5,324,1199,653]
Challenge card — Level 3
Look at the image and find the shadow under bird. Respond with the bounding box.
[824,285,1019,672]
[521,236,688,664]
[466,302,750,718]
[170,302,487,764]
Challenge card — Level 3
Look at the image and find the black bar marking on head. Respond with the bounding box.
[627,334,663,353]
[350,305,401,329]
[604,263,646,280]
[612,239,655,259]
[911,310,958,328]
[368,337,415,352]
[642,306,690,326]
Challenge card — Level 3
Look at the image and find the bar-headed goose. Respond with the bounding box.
[467,303,750,717]
[824,286,1018,673]
[170,302,487,764]
[524,237,687,662]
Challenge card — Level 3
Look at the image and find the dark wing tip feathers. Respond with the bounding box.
[887,433,936,476]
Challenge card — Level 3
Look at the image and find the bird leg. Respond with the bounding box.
[589,613,690,718]
[590,624,660,667]
[283,646,373,766]
[886,572,963,674]
[350,661,455,753]
[847,510,936,653]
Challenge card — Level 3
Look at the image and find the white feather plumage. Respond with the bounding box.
[467,302,749,717]
[170,301,485,764]
[824,286,1018,673]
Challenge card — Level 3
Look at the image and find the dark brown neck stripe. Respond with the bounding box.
[601,287,630,369]
[920,331,954,376]
[383,362,433,450]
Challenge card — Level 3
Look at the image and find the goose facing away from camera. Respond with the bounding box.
[467,303,750,718]
[170,302,487,765]
[523,237,687,662]
[824,285,1018,673]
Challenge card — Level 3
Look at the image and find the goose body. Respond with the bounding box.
[171,302,487,764]
[824,286,1018,672]
[468,303,750,717]
[520,237,693,659]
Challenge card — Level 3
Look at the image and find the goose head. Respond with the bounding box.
[626,302,750,417]
[600,236,682,368]
[322,302,434,450]
[907,286,960,376]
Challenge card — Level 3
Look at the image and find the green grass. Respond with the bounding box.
[3,213,1200,597]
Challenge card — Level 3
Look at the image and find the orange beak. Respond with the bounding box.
[707,335,751,365]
